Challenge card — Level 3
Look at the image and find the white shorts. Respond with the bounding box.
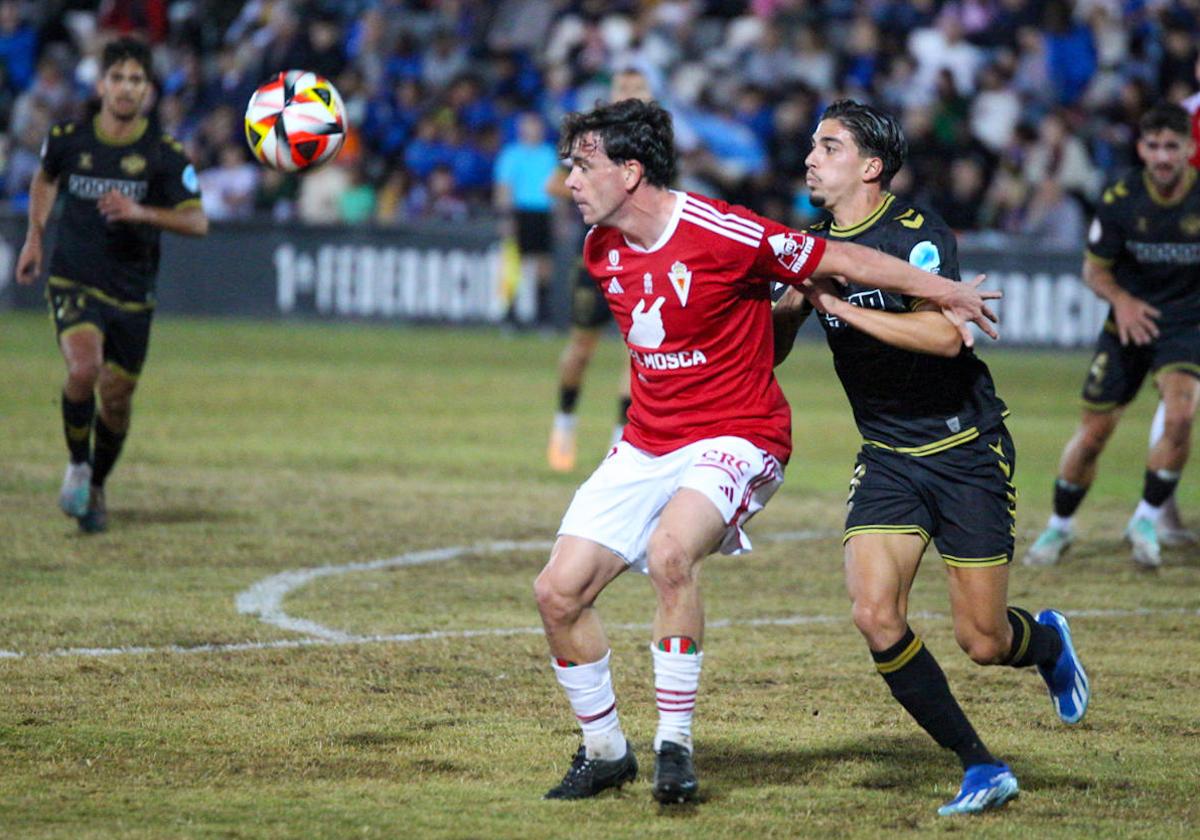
[557,436,784,574]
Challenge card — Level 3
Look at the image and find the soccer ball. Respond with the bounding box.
[244,70,346,172]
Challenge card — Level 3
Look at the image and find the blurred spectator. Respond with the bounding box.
[1020,178,1086,251]
[934,156,988,231]
[970,63,1021,154]
[338,160,376,224]
[1023,110,1102,204]
[199,145,260,221]
[298,159,352,225]
[411,163,469,223]
[908,8,984,98]
[1041,0,1097,105]
[0,0,37,91]
[2,98,49,205]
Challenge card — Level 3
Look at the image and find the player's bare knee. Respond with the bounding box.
[957,629,1007,665]
[646,539,694,593]
[533,570,584,626]
[851,598,905,645]
[66,359,101,391]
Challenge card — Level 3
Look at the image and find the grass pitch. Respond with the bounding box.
[1,311,1198,839]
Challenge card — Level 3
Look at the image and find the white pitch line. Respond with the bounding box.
[2,530,1198,660]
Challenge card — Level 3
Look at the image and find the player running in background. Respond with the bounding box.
[1025,104,1200,569]
[15,36,208,533]
[534,97,999,805]
[546,69,652,472]
[772,100,1088,816]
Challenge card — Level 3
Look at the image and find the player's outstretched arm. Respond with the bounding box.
[96,189,209,236]
[801,276,962,357]
[813,240,999,346]
[1081,256,1159,346]
[16,168,59,285]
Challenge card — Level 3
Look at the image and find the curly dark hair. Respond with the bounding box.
[820,99,907,188]
[558,98,677,188]
[1139,102,1190,137]
[101,36,153,78]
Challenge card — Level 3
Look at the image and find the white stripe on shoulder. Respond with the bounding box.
[683,196,765,235]
[679,210,762,248]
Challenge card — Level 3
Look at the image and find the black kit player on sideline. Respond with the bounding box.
[1025,103,1200,570]
[15,36,208,533]
[773,100,1089,816]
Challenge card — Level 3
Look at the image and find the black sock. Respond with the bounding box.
[559,386,580,414]
[616,395,632,425]
[1003,607,1063,668]
[1053,477,1088,518]
[91,417,127,487]
[62,392,95,464]
[873,627,995,769]
[1142,468,1180,507]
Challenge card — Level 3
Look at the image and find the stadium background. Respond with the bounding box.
[2,2,1200,837]
[1,0,1198,341]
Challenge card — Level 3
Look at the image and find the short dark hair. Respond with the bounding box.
[101,36,152,78]
[1139,102,1190,137]
[820,99,907,187]
[559,98,677,188]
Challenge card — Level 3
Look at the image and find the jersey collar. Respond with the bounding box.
[93,114,149,147]
[1142,167,1197,207]
[623,190,686,254]
[828,192,896,238]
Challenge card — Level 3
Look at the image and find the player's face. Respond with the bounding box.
[805,119,878,209]
[97,58,150,122]
[564,134,636,226]
[1138,128,1194,192]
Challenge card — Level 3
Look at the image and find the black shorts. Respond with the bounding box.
[570,263,613,329]
[844,425,1017,567]
[1081,322,1200,410]
[514,210,552,255]
[48,282,153,379]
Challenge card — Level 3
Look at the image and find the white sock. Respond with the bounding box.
[553,412,577,433]
[1133,499,1161,523]
[1150,401,1166,447]
[652,641,703,753]
[552,651,626,760]
[1048,514,1074,533]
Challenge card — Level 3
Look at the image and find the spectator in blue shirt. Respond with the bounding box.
[0,0,37,91]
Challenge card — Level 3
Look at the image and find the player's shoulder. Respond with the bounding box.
[158,131,187,155]
[678,191,768,248]
[1098,168,1142,208]
[582,224,620,261]
[47,120,83,143]
[883,195,950,236]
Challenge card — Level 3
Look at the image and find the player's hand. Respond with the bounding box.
[1112,293,1160,346]
[97,189,146,224]
[931,274,1000,347]
[799,276,841,316]
[16,236,42,285]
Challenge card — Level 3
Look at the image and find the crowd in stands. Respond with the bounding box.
[1,0,1199,251]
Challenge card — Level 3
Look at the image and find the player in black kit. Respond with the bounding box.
[15,37,208,533]
[1026,103,1200,570]
[773,101,1089,816]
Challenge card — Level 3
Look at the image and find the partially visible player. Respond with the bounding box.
[773,100,1087,816]
[15,36,208,533]
[534,98,999,805]
[1025,104,1200,569]
[546,69,652,472]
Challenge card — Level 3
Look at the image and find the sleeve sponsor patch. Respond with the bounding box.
[768,231,817,273]
[182,164,199,194]
[907,240,941,274]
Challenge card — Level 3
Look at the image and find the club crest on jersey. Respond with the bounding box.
[643,272,653,294]
[768,232,815,273]
[668,260,692,307]
[1181,215,1200,237]
[608,249,623,270]
[120,154,147,176]
[607,276,623,295]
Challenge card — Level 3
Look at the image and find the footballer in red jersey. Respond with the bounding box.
[533,97,1000,805]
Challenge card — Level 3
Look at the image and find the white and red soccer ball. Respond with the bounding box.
[244,70,346,172]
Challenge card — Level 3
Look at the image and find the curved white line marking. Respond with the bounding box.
[2,529,1197,660]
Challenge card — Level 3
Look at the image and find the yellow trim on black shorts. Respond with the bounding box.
[940,553,1010,568]
[103,360,140,382]
[58,322,103,340]
[1084,249,1115,267]
[48,277,154,312]
[174,198,202,210]
[1080,398,1121,412]
[1155,362,1200,381]
[875,635,924,674]
[843,524,931,545]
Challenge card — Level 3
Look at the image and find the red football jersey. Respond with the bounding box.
[583,191,826,463]
[1186,91,1200,169]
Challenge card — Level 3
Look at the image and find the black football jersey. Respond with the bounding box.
[40,115,202,305]
[809,194,1009,454]
[1086,167,1200,331]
